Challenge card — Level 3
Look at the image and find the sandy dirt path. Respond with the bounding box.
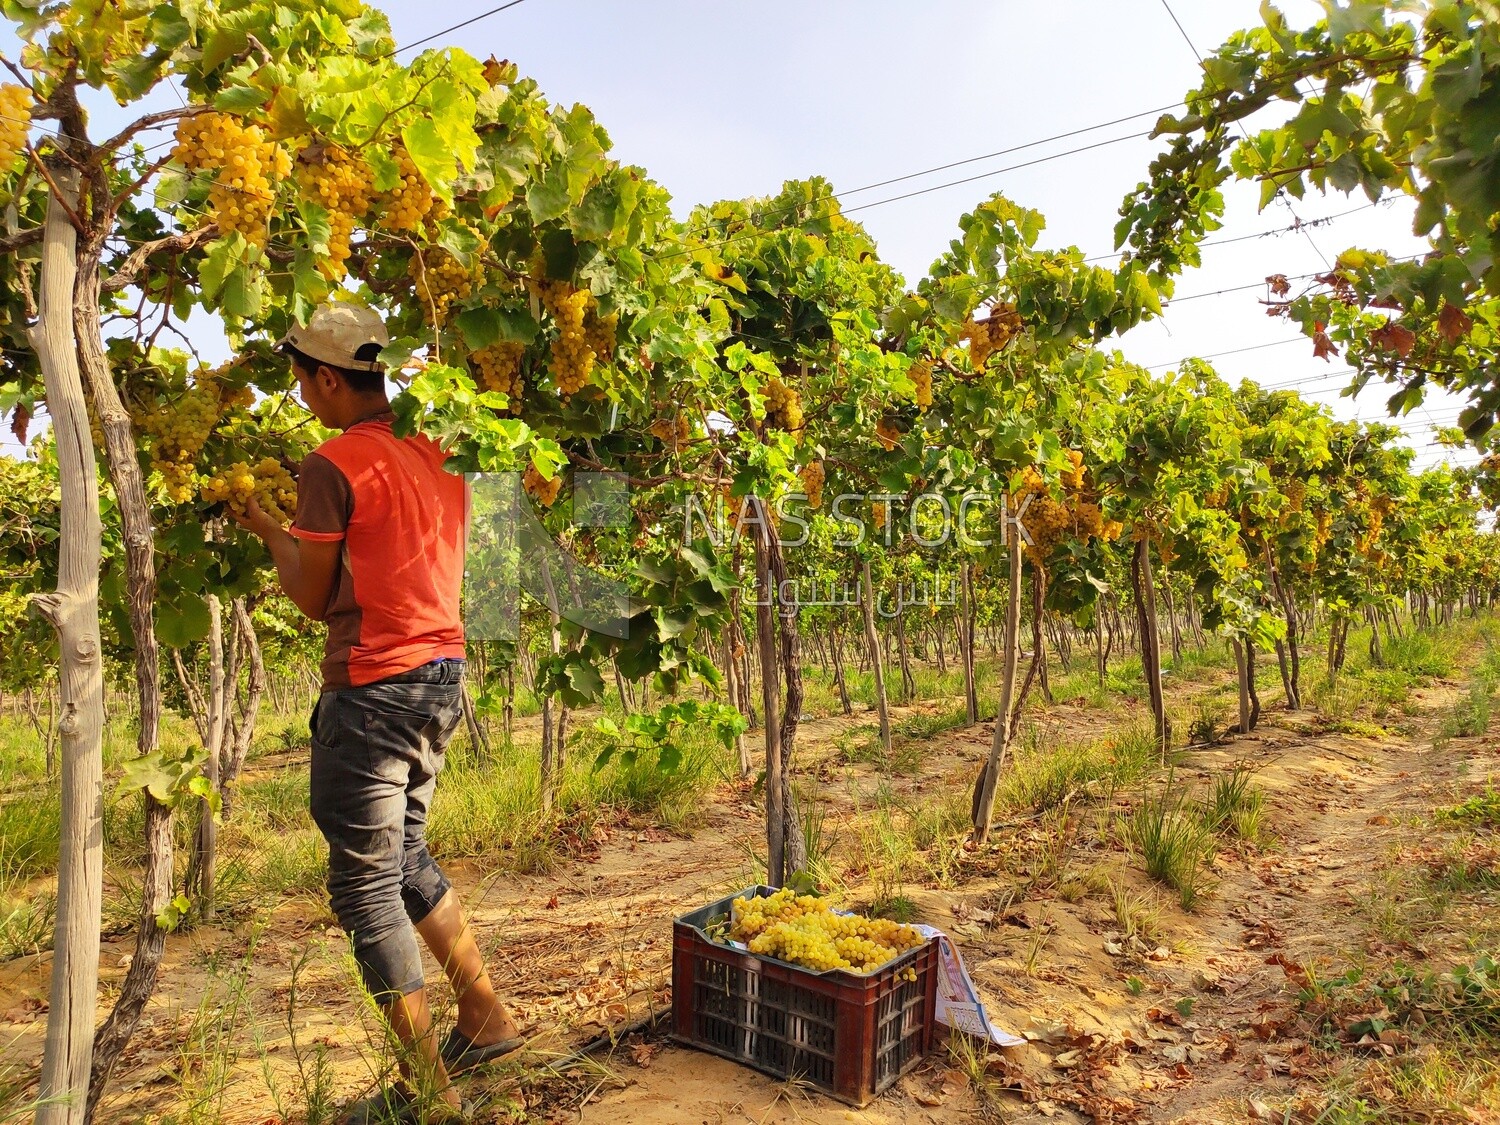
[1,670,1492,1124]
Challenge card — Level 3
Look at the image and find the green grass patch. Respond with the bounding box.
[894,700,972,743]
[1385,630,1457,679]
[1439,684,1494,743]
[237,767,314,833]
[1164,641,1235,683]
[1127,782,1217,910]
[0,790,60,880]
[1201,762,1267,844]
[1105,655,1146,700]
[0,789,59,960]
[1185,697,1227,745]
[1304,955,1500,1047]
[1438,788,1500,829]
[427,717,732,872]
[1046,667,1109,707]
[999,720,1159,814]
[835,722,927,776]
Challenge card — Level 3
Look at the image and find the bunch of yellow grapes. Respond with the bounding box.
[0,85,32,174]
[763,376,804,438]
[986,303,1023,349]
[649,412,693,447]
[201,461,254,511]
[1020,496,1074,562]
[523,463,561,508]
[910,358,933,411]
[1015,465,1045,495]
[377,147,436,232]
[1356,496,1393,557]
[961,317,993,372]
[1013,450,1111,564]
[1285,478,1307,513]
[139,379,224,503]
[1073,500,1104,538]
[728,889,924,975]
[202,458,297,524]
[1061,449,1086,491]
[472,341,526,407]
[296,144,374,279]
[1313,509,1332,554]
[874,417,902,451]
[799,460,825,509]
[585,308,618,366]
[173,112,290,248]
[410,246,482,327]
[222,384,256,412]
[717,481,745,534]
[529,280,597,397]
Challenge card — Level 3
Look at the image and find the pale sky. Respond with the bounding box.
[0,1,1471,471]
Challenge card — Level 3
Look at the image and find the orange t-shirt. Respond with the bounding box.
[290,413,468,689]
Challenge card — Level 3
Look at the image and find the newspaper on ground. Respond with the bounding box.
[913,924,1025,1048]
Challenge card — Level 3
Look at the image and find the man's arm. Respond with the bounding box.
[233,499,342,620]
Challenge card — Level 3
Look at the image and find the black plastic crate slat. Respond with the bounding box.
[672,885,940,1107]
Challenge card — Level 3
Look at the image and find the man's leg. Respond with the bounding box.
[310,691,462,1113]
[395,669,520,1049]
[382,987,462,1110]
[415,890,520,1045]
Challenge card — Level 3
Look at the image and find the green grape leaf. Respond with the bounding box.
[157,592,212,648]
[456,307,504,350]
[401,118,460,206]
[526,163,571,226]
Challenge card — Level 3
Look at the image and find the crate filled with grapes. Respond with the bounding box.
[671,886,939,1106]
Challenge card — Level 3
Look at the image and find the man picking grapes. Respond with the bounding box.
[232,302,522,1123]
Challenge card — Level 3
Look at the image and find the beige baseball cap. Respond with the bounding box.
[276,302,390,373]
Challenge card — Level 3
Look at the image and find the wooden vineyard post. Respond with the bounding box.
[765,504,806,878]
[31,165,107,1125]
[752,499,785,886]
[538,563,563,813]
[960,562,978,725]
[971,515,1024,843]
[1132,536,1170,757]
[860,558,892,751]
[1233,640,1252,735]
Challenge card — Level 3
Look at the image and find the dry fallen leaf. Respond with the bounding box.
[627,1040,660,1069]
[1025,1018,1072,1045]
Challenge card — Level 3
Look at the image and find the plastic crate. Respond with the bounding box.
[671,885,939,1106]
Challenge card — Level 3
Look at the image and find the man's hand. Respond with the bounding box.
[229,496,282,542]
[228,496,341,621]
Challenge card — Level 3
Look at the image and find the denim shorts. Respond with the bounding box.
[308,659,464,1000]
